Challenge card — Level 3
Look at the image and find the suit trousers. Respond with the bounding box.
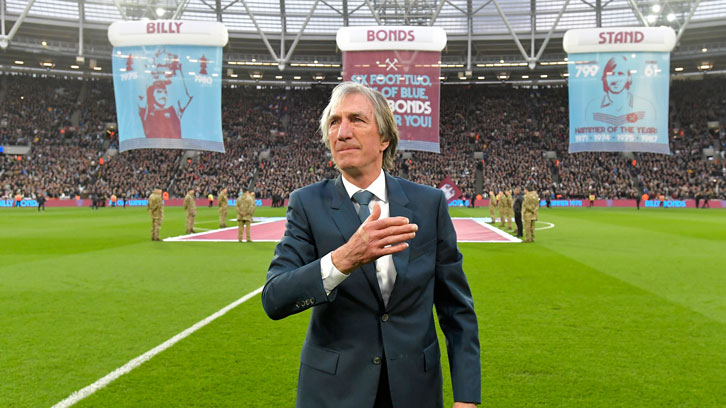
[514,212,523,237]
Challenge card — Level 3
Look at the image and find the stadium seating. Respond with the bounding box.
[1,74,724,201]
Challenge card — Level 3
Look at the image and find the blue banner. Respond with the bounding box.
[112,45,224,152]
[0,199,38,207]
[568,52,670,154]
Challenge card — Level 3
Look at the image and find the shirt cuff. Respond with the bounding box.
[321,252,350,295]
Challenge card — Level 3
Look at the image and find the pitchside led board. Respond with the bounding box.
[337,26,446,153]
[108,21,228,152]
[564,27,676,154]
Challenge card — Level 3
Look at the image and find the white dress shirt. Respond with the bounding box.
[320,170,398,306]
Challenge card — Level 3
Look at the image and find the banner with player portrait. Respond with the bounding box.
[337,27,446,153]
[564,27,676,154]
[108,21,228,152]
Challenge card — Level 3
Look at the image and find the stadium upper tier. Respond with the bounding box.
[0,74,724,201]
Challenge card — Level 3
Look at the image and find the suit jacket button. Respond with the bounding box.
[373,356,382,365]
[381,314,389,322]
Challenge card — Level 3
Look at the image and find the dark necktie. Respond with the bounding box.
[352,190,374,223]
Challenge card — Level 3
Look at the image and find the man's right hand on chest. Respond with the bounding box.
[331,203,417,275]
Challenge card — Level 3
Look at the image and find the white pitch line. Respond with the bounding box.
[175,239,279,243]
[164,226,238,241]
[51,286,264,408]
[535,221,555,230]
[164,217,285,242]
[471,217,521,243]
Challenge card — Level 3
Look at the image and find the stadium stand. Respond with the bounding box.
[1,73,725,201]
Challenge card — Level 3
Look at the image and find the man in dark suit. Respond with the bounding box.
[513,187,524,238]
[262,82,480,408]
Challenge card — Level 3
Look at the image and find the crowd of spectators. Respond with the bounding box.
[1,72,725,203]
[549,78,726,200]
[0,75,82,146]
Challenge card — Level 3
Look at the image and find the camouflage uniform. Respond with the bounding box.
[147,189,164,241]
[184,190,197,234]
[522,190,540,243]
[497,191,506,227]
[488,191,497,224]
[235,192,256,242]
[504,190,514,230]
[218,189,229,228]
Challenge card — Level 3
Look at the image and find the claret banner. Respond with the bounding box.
[108,21,228,152]
[337,26,447,153]
[564,27,676,154]
[437,176,463,203]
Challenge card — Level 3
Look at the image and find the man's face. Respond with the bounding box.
[153,87,168,107]
[328,93,389,179]
[607,66,628,94]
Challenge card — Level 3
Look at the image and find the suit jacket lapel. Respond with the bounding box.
[329,175,384,305]
[329,176,359,240]
[385,173,412,309]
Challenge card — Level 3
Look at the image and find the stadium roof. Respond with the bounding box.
[0,0,725,84]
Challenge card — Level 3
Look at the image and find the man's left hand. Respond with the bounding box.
[453,403,477,408]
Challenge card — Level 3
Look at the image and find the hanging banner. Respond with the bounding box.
[437,176,463,203]
[108,21,228,152]
[337,26,446,153]
[564,27,676,154]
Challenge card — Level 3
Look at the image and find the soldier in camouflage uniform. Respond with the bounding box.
[147,188,164,241]
[235,189,256,242]
[504,189,514,231]
[488,190,498,224]
[218,188,229,228]
[497,190,507,228]
[522,187,540,243]
[184,188,197,234]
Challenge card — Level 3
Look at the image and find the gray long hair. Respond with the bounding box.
[319,82,399,172]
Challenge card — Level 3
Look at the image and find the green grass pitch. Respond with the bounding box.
[1,205,725,407]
